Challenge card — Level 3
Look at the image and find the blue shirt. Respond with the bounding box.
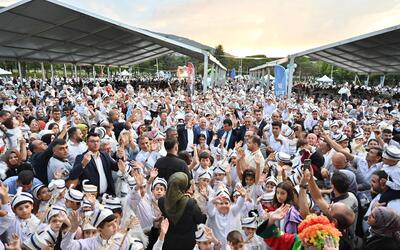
[3,176,43,195]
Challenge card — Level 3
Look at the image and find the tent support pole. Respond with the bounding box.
[64,64,67,78]
[203,53,208,93]
[366,74,370,86]
[41,62,45,81]
[92,65,96,78]
[50,63,54,84]
[107,66,110,79]
[74,64,77,78]
[287,57,295,97]
[18,61,22,84]
[380,75,385,87]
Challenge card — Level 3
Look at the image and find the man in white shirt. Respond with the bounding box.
[268,121,289,154]
[67,127,88,165]
[304,109,320,132]
[135,135,160,175]
[47,139,72,182]
[45,107,66,130]
[245,135,265,173]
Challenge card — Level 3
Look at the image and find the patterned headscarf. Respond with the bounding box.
[370,207,400,240]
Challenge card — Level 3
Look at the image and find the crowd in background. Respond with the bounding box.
[0,75,399,250]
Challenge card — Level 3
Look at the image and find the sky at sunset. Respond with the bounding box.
[2,0,400,57]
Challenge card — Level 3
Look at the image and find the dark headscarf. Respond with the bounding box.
[165,172,189,224]
[370,207,400,240]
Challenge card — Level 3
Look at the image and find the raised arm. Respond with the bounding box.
[307,168,329,215]
[298,170,311,219]
[321,130,354,161]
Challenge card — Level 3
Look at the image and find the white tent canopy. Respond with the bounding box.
[119,70,131,76]
[0,68,12,75]
[316,75,333,82]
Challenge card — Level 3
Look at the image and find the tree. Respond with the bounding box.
[214,44,226,65]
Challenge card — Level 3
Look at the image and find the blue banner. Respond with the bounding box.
[274,64,287,96]
[230,68,236,79]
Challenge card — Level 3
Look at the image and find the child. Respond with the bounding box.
[194,168,214,214]
[264,176,277,193]
[48,179,66,207]
[273,181,302,234]
[102,194,123,226]
[379,145,400,205]
[226,230,244,250]
[126,171,155,234]
[259,191,275,212]
[240,217,266,250]
[143,173,168,249]
[212,162,232,192]
[207,186,246,249]
[146,174,168,247]
[60,209,128,249]
[32,184,51,215]
[40,205,68,246]
[193,151,212,178]
[4,188,41,244]
[82,179,101,210]
[64,187,84,214]
[194,224,221,250]
[82,221,98,239]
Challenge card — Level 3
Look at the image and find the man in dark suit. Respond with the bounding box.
[215,118,238,150]
[254,109,267,137]
[238,115,254,142]
[194,117,214,145]
[69,133,120,196]
[177,115,195,152]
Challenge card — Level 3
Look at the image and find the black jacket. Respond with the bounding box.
[69,151,118,195]
[363,235,400,250]
[154,153,192,184]
[177,126,195,152]
[158,198,206,250]
[30,140,57,184]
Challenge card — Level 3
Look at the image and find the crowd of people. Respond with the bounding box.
[0,75,399,250]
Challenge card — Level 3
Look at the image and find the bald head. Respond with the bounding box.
[332,152,347,169]
[330,202,356,231]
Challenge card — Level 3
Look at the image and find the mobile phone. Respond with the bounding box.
[302,159,311,171]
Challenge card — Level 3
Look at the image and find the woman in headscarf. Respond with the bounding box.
[158,172,206,250]
[2,148,32,179]
[364,206,400,250]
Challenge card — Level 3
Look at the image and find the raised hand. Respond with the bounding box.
[69,211,80,232]
[236,185,246,197]
[204,226,217,242]
[269,204,291,222]
[236,147,245,159]
[149,168,158,179]
[81,151,93,168]
[118,160,126,173]
[323,235,339,250]
[0,182,9,205]
[5,234,20,250]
